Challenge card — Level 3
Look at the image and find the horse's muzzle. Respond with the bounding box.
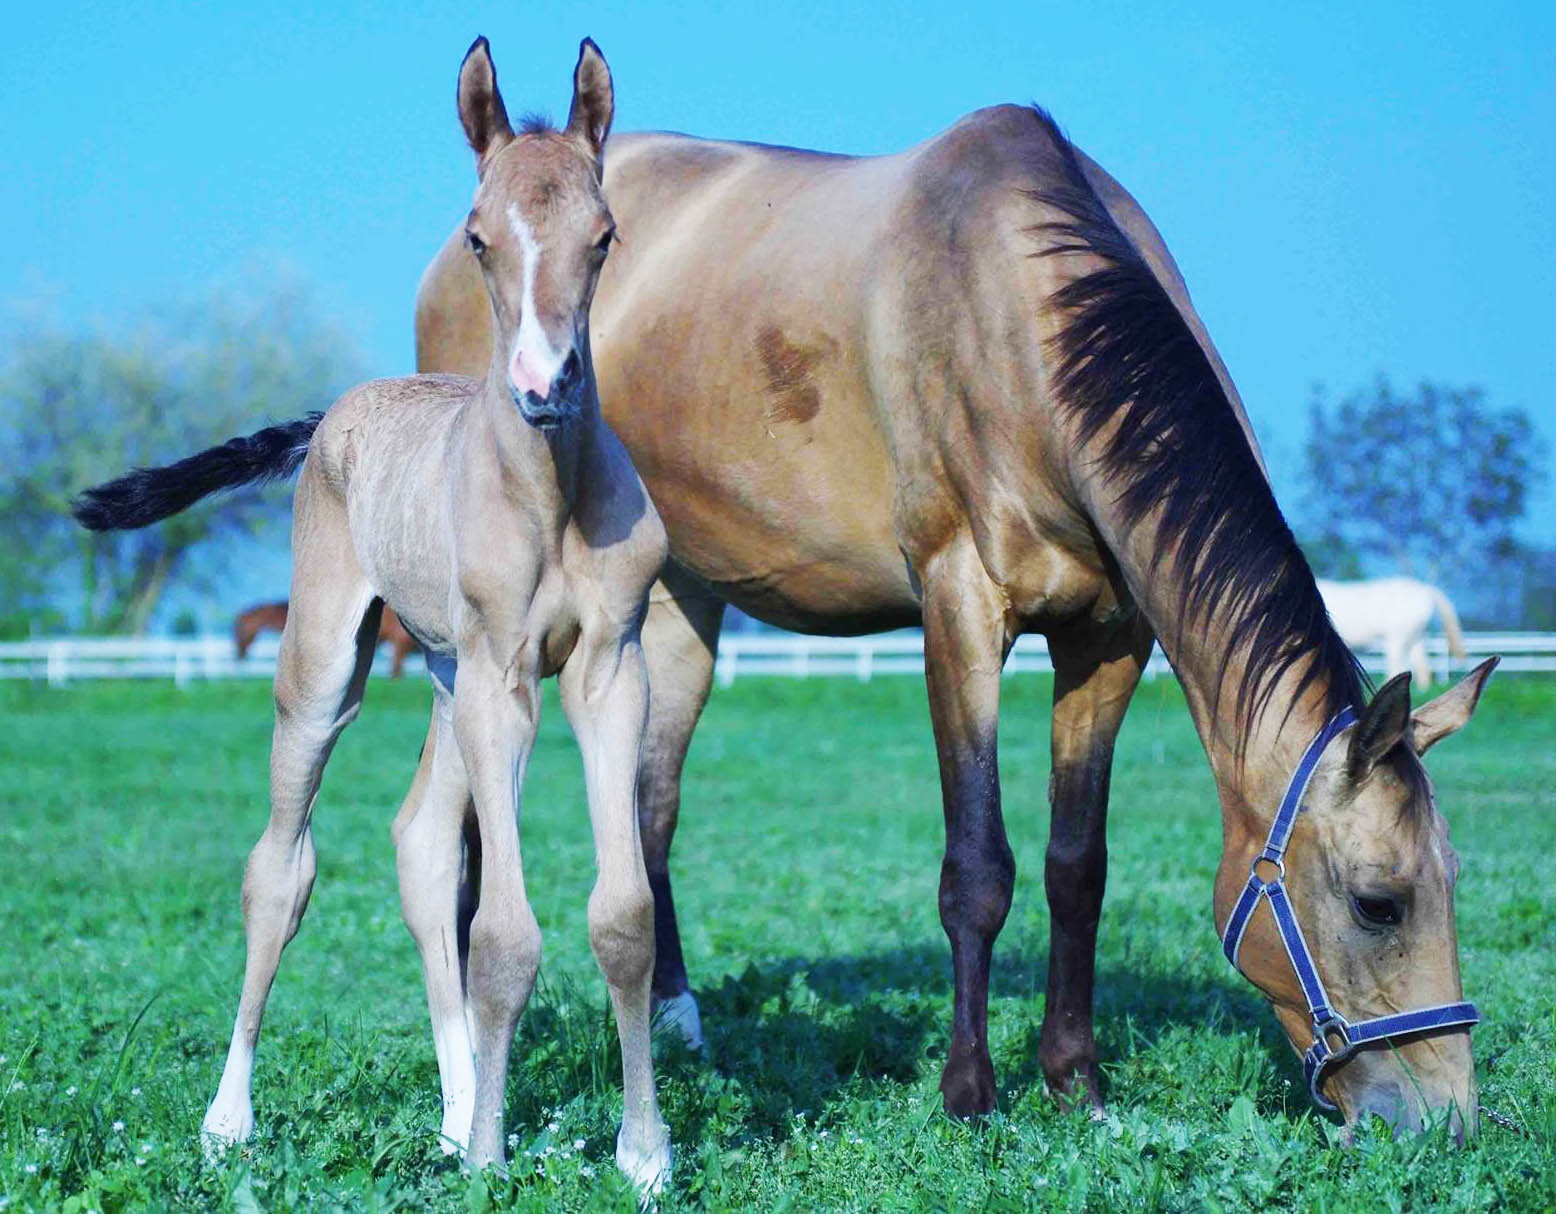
[512,349,584,429]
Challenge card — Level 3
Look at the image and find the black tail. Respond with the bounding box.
[72,414,324,532]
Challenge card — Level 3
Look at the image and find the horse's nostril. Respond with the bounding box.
[556,350,581,394]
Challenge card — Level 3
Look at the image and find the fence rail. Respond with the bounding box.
[1,631,1552,688]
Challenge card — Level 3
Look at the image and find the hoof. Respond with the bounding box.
[1042,1063,1106,1120]
[939,1051,997,1119]
[436,1115,470,1157]
[651,990,704,1052]
[616,1126,672,1199]
[199,1102,253,1166]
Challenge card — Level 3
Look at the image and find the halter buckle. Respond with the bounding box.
[1311,1010,1352,1061]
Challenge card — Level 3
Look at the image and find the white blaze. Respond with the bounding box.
[506,203,567,398]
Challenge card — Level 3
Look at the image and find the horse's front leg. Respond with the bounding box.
[1038,617,1152,1112]
[560,621,672,1194]
[636,566,724,1049]
[451,646,542,1170]
[919,540,1014,1118]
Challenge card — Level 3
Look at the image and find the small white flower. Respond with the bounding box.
[580,1163,596,1179]
[140,1142,154,1153]
[573,1137,585,1150]
[65,1086,77,1097]
[24,1164,38,1174]
[112,1120,125,1133]
[130,1087,142,1097]
[9,1081,24,1093]
[546,1119,560,1133]
[507,1133,519,1149]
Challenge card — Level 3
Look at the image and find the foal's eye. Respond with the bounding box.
[466,231,487,257]
[594,228,616,256]
[1352,894,1404,928]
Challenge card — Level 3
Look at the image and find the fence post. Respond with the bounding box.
[856,645,872,682]
[47,641,68,688]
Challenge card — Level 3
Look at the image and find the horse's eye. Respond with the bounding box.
[1352,894,1403,928]
[594,228,616,255]
[466,231,487,257]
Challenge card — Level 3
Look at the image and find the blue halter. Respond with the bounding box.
[1219,705,1480,1112]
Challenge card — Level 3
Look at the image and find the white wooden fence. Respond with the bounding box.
[1,631,1551,688]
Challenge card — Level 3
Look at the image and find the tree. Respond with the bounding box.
[0,280,363,635]
[1301,377,1545,604]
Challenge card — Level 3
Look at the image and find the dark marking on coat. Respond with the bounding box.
[755,326,832,426]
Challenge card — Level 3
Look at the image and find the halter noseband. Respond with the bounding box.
[1219,705,1479,1112]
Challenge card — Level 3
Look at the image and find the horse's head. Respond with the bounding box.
[1218,658,1497,1138]
[455,36,615,429]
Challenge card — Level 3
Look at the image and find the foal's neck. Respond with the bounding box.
[477,372,601,517]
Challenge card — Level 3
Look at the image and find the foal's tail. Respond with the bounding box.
[1430,584,1468,660]
[72,414,324,531]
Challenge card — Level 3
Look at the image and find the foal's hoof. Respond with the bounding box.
[199,1103,253,1166]
[651,990,704,1052]
[939,1052,997,1119]
[616,1127,672,1199]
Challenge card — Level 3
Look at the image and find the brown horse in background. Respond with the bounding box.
[235,600,418,676]
[415,101,1496,1136]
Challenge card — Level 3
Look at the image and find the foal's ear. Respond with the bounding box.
[1411,656,1498,756]
[565,37,613,163]
[1348,672,1413,777]
[458,36,513,173]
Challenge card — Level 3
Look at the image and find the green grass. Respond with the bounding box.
[0,671,1552,1211]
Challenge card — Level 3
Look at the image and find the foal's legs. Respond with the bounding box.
[203,498,379,1148]
[394,699,481,1154]
[1037,618,1152,1112]
[636,567,723,1046]
[454,648,543,1170]
[562,628,672,1190]
[918,540,1014,1118]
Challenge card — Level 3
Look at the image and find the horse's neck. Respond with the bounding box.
[1104,519,1341,820]
[474,380,594,516]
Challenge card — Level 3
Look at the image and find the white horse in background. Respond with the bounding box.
[1318,577,1467,685]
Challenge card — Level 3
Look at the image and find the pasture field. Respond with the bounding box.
[0,672,1552,1211]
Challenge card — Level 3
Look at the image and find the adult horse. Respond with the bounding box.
[1319,577,1468,685]
[414,105,1496,1133]
[235,600,419,676]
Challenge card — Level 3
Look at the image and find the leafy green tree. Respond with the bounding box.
[1301,377,1544,596]
[0,281,362,634]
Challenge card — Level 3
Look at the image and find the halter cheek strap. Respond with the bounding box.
[1219,705,1479,1112]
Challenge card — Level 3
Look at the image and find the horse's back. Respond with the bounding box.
[415,113,1261,630]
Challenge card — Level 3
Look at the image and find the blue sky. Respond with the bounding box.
[3,0,1553,615]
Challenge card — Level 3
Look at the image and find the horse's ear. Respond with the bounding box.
[565,37,613,163]
[1349,672,1413,777]
[458,36,513,174]
[1411,657,1498,756]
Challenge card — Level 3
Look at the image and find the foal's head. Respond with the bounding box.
[1219,660,1496,1137]
[456,37,615,428]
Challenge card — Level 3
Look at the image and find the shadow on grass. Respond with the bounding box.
[677,943,1295,1137]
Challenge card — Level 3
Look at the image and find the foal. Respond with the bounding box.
[74,37,671,1188]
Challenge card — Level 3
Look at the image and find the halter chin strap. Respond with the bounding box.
[1219,705,1479,1112]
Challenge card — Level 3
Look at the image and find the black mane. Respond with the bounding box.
[517,111,554,135]
[1025,106,1366,735]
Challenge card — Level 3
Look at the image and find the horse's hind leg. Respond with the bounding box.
[394,700,481,1155]
[918,539,1014,1118]
[1037,618,1153,1113]
[1409,637,1432,686]
[636,567,723,1048]
[202,496,378,1150]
